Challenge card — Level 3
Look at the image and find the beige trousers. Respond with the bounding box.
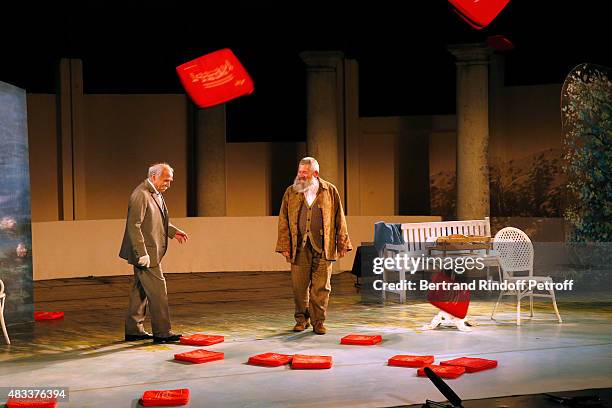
[125,264,172,337]
[291,241,333,324]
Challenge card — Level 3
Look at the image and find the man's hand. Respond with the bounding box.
[282,251,290,262]
[175,230,189,244]
[137,254,150,268]
[338,250,347,258]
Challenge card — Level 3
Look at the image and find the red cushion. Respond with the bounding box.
[174,349,224,364]
[427,271,470,319]
[176,48,254,108]
[7,399,57,408]
[34,312,64,321]
[291,354,333,369]
[340,334,382,345]
[248,352,293,367]
[417,365,465,379]
[486,35,515,52]
[179,334,224,346]
[441,357,498,373]
[141,389,190,407]
[448,0,510,29]
[388,355,435,368]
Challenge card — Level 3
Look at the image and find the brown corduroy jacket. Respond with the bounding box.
[276,177,352,262]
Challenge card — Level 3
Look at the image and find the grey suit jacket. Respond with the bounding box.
[119,180,178,268]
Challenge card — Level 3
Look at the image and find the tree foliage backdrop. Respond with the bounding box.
[561,63,612,243]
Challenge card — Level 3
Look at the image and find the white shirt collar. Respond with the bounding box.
[309,177,319,194]
[304,177,319,205]
[146,178,161,195]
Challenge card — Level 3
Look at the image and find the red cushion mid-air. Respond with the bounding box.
[448,0,510,30]
[179,334,224,346]
[388,355,435,368]
[174,349,224,364]
[340,334,383,345]
[140,388,190,407]
[440,357,498,373]
[417,364,466,379]
[248,352,293,367]
[291,354,333,369]
[176,48,254,108]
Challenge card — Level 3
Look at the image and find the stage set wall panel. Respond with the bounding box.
[0,81,34,324]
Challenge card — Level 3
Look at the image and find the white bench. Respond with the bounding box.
[382,217,491,303]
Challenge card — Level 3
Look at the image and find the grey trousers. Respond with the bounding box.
[125,264,172,337]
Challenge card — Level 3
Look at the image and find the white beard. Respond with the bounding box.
[292,176,313,193]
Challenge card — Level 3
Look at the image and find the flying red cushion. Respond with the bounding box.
[486,35,515,52]
[417,364,466,379]
[174,349,224,364]
[291,354,333,369]
[176,48,254,108]
[179,334,224,346]
[449,0,510,30]
[248,352,293,367]
[140,388,190,407]
[388,355,435,368]
[440,357,498,372]
[340,334,383,345]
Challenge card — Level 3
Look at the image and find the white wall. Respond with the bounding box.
[31,215,440,280]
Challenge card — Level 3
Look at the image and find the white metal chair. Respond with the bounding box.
[0,279,10,344]
[491,227,562,325]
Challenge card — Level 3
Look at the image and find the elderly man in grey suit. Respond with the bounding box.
[120,163,189,343]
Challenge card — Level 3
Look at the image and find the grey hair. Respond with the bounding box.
[299,157,319,173]
[148,163,174,178]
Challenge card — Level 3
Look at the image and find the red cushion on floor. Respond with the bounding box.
[340,334,382,345]
[34,312,64,321]
[291,354,332,369]
[388,355,435,367]
[248,352,293,367]
[6,399,58,408]
[176,48,254,108]
[174,349,224,364]
[140,388,190,407]
[440,357,498,373]
[179,334,224,346]
[417,365,465,379]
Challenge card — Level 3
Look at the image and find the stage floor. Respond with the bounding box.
[1,271,612,407]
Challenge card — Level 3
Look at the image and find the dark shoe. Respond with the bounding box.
[313,322,327,335]
[125,332,153,341]
[293,321,311,332]
[153,334,182,343]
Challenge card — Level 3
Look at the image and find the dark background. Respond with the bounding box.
[1,3,610,141]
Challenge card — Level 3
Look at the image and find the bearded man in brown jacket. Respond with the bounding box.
[276,157,352,335]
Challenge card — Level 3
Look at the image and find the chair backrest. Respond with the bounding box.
[0,279,4,299]
[400,217,491,253]
[493,227,534,277]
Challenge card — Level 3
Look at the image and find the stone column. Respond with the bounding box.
[299,51,344,188]
[57,58,86,220]
[448,44,491,220]
[195,104,226,216]
[489,53,506,159]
